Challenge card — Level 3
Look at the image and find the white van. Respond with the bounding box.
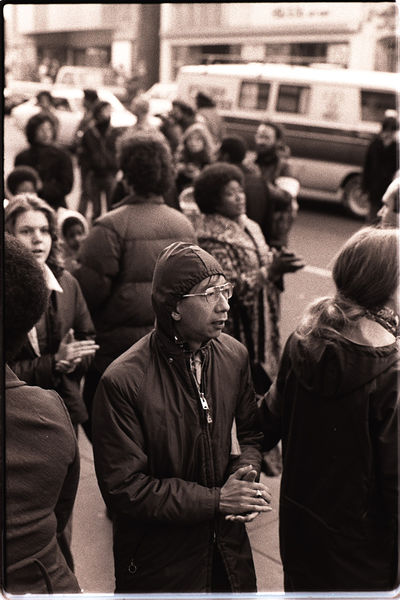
[176,63,399,217]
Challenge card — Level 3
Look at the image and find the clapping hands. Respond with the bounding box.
[55,328,99,373]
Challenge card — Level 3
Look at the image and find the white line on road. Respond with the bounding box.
[303,265,332,278]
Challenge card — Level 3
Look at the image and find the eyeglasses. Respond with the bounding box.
[181,282,233,304]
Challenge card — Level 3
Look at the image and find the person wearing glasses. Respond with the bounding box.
[92,241,272,594]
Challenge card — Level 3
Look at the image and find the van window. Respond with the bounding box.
[239,81,270,110]
[53,97,71,111]
[361,90,397,123]
[276,85,310,114]
[59,73,74,85]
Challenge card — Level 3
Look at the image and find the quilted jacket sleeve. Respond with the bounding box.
[75,223,122,314]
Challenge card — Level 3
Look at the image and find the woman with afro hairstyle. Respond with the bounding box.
[75,131,196,442]
[14,113,74,211]
[193,162,303,394]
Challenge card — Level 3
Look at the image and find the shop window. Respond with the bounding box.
[238,82,270,110]
[265,42,328,66]
[361,90,397,122]
[276,85,310,114]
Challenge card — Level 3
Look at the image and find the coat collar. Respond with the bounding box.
[155,327,211,362]
[5,364,25,389]
[43,263,63,293]
[113,193,165,209]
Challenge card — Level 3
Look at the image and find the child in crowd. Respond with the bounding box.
[58,209,89,274]
[6,165,42,199]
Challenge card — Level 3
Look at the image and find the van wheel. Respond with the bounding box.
[342,175,368,219]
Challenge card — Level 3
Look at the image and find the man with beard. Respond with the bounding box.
[80,100,119,221]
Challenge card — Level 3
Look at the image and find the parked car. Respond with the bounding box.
[54,66,128,104]
[11,87,136,148]
[4,88,31,115]
[142,82,178,116]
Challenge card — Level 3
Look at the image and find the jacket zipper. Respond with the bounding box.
[188,353,219,587]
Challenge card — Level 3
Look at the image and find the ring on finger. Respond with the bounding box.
[255,489,263,498]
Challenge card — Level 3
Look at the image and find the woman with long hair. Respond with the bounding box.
[5,193,98,433]
[260,226,399,592]
[175,122,216,196]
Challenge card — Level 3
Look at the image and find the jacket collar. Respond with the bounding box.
[155,326,211,363]
[5,364,26,389]
[113,193,164,209]
[43,263,63,293]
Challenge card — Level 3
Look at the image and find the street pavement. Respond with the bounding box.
[71,427,284,595]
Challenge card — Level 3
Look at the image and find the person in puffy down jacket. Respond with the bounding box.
[75,132,196,441]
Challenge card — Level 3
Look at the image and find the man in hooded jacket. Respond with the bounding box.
[92,242,272,593]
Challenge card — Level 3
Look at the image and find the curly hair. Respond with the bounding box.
[119,132,175,197]
[4,234,49,360]
[4,193,64,278]
[219,135,248,164]
[193,162,244,214]
[25,113,56,145]
[6,165,41,196]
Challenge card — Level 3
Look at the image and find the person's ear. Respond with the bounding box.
[171,303,181,321]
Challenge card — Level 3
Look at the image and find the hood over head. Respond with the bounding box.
[152,242,225,339]
[287,330,399,398]
[57,208,90,239]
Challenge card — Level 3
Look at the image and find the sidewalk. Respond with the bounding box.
[71,428,284,595]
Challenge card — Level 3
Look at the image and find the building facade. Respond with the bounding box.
[4,3,397,89]
[4,3,160,91]
[159,2,397,80]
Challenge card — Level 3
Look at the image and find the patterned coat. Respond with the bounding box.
[195,213,281,381]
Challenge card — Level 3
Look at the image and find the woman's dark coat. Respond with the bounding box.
[9,269,95,425]
[75,194,196,373]
[260,331,399,592]
[92,243,263,593]
[5,365,81,594]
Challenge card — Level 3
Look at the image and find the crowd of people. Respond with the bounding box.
[3,84,399,595]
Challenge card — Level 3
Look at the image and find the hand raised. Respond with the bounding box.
[55,328,99,370]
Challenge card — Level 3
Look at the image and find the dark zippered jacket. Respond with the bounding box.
[9,269,95,425]
[92,243,263,593]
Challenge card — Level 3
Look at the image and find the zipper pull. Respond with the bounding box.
[200,393,213,423]
[199,392,209,410]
